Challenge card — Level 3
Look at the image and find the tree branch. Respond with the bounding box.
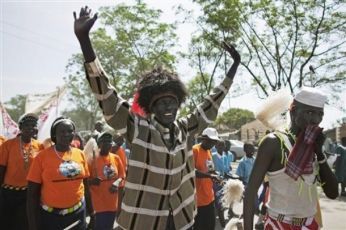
[299,0,326,87]
[240,62,269,96]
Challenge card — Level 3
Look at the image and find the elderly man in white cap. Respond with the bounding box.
[243,87,338,230]
[193,127,222,230]
[0,113,44,230]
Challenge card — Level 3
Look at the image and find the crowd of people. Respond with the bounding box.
[0,5,345,230]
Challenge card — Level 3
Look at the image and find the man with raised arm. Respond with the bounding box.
[74,6,240,229]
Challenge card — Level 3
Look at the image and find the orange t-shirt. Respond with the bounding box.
[0,136,6,146]
[114,147,127,171]
[0,137,43,187]
[27,146,90,208]
[193,144,214,207]
[88,153,126,213]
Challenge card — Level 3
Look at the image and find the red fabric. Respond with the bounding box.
[285,125,322,180]
[130,92,147,117]
[70,139,81,149]
[264,216,319,230]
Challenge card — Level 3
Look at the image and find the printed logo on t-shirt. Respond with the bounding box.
[103,164,116,179]
[58,161,82,178]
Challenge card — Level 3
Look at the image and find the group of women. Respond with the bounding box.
[0,115,126,230]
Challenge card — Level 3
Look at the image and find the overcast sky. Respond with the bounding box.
[1,0,345,129]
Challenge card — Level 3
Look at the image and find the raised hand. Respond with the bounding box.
[314,131,326,155]
[222,41,241,64]
[73,6,98,39]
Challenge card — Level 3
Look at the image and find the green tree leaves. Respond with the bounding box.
[65,3,177,130]
[215,108,255,130]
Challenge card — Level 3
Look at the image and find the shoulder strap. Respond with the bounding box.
[273,131,293,165]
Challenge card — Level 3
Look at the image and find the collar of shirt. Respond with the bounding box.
[150,115,182,150]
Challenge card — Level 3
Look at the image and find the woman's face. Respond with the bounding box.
[151,96,179,127]
[55,121,75,147]
[98,135,113,155]
[20,120,38,140]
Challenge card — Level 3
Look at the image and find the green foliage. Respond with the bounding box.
[182,73,215,114]
[189,0,346,100]
[215,108,255,130]
[4,95,26,122]
[65,2,177,129]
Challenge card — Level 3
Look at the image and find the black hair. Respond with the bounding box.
[97,132,113,144]
[50,116,76,143]
[243,142,254,152]
[137,67,188,114]
[18,115,38,130]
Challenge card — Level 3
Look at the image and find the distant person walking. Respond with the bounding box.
[193,128,221,230]
[335,137,346,196]
[236,143,255,186]
[88,132,126,230]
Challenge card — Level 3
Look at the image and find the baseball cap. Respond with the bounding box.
[201,127,220,141]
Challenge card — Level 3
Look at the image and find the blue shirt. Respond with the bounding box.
[223,151,234,173]
[236,156,255,185]
[212,152,226,176]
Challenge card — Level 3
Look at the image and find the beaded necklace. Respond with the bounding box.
[19,138,32,169]
[54,146,72,162]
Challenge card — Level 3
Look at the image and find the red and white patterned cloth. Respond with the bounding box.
[285,125,322,180]
[264,215,319,230]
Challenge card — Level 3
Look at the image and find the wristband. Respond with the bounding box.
[112,178,122,187]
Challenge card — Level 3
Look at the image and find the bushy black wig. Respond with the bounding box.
[137,67,188,114]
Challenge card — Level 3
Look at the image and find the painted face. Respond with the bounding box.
[55,121,75,147]
[98,135,113,155]
[151,96,179,127]
[292,103,324,129]
[20,120,38,140]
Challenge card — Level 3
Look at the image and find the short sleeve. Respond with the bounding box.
[27,153,43,183]
[236,162,244,178]
[81,151,90,178]
[115,155,126,188]
[0,142,9,166]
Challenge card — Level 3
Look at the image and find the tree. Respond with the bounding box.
[65,2,178,130]
[179,71,215,117]
[187,0,346,103]
[4,95,26,122]
[215,108,255,130]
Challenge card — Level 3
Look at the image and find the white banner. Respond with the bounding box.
[34,85,67,141]
[25,85,67,114]
[0,102,19,139]
[37,103,59,141]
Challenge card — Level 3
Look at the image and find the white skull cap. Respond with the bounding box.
[294,86,327,108]
[201,127,220,141]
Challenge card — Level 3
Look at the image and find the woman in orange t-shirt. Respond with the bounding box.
[111,133,128,171]
[0,113,43,230]
[0,135,6,146]
[27,117,92,230]
[88,132,125,230]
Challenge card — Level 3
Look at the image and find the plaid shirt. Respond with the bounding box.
[85,58,233,230]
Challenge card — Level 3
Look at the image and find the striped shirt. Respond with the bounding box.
[84,58,233,230]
